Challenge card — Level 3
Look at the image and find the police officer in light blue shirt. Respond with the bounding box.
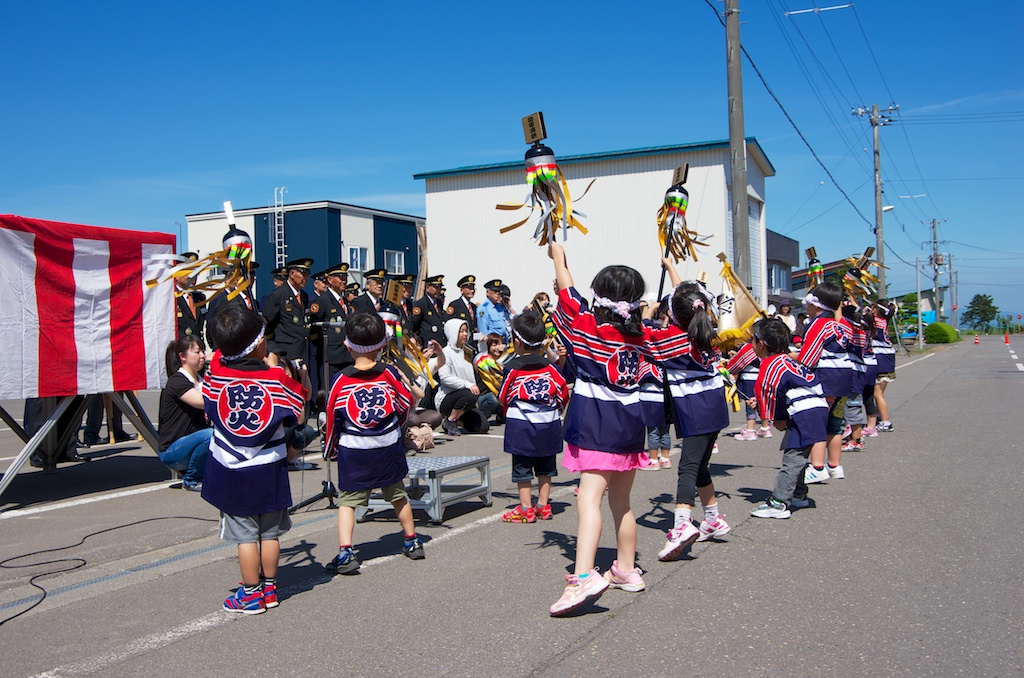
[477,279,513,341]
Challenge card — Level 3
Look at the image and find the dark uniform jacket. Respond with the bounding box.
[411,294,448,347]
[349,292,400,318]
[398,297,415,337]
[263,283,310,362]
[176,291,207,345]
[310,289,353,372]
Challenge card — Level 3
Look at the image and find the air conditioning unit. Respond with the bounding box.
[769,287,783,296]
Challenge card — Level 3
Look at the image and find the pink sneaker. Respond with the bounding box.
[862,426,878,438]
[735,429,757,441]
[549,569,610,616]
[842,424,852,438]
[697,515,731,542]
[755,427,773,438]
[659,457,672,469]
[657,522,700,561]
[603,560,646,592]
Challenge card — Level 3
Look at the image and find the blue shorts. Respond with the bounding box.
[511,454,558,483]
[827,397,847,435]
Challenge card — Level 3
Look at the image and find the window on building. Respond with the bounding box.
[384,249,405,275]
[348,246,368,272]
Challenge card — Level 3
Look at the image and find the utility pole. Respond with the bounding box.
[726,0,751,287]
[853,103,898,294]
[930,218,942,322]
[916,256,923,349]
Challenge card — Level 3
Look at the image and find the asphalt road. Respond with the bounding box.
[0,337,1021,677]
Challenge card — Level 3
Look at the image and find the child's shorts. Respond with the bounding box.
[646,425,671,451]
[876,372,896,384]
[337,481,408,508]
[827,397,847,435]
[843,394,866,425]
[511,454,558,483]
[744,401,759,420]
[219,510,292,544]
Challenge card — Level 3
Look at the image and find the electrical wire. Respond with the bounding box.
[703,0,875,230]
[0,515,217,626]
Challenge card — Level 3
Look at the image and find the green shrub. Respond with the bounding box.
[923,321,959,344]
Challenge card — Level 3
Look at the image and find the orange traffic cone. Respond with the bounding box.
[1005,331,1011,345]
[974,334,979,345]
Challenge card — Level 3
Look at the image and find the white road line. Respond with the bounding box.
[1,483,173,519]
[1016,363,1023,372]
[895,353,935,370]
[28,484,572,678]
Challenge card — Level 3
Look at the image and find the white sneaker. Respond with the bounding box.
[735,429,757,441]
[696,515,731,542]
[750,498,791,519]
[828,465,845,479]
[804,466,830,484]
[755,426,773,438]
[658,522,700,561]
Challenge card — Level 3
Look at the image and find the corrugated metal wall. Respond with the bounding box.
[423,147,768,310]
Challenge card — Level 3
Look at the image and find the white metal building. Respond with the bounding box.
[414,138,775,307]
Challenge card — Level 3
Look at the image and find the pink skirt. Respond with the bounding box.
[562,444,651,473]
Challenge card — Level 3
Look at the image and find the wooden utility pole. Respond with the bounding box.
[725,0,750,287]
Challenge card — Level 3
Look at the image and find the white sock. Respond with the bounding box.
[704,503,719,522]
[674,507,692,529]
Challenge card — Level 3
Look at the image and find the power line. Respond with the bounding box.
[702,0,875,230]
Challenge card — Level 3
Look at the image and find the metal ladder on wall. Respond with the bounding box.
[273,186,287,269]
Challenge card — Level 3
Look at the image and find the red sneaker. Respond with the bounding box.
[536,503,553,520]
[502,505,536,523]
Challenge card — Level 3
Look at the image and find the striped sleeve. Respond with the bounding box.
[798,319,829,367]
[644,324,693,363]
[384,365,413,425]
[727,343,758,375]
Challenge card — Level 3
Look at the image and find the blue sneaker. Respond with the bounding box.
[403,536,425,560]
[223,587,265,615]
[325,547,360,575]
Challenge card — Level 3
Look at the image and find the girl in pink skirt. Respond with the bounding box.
[547,243,652,616]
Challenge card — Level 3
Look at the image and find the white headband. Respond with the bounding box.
[221,325,265,362]
[344,336,389,354]
[804,293,836,312]
[590,289,643,320]
[512,327,546,348]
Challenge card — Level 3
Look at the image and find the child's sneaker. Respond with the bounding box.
[841,439,861,452]
[641,458,661,470]
[535,503,553,520]
[549,569,609,616]
[756,426,773,438]
[697,514,731,542]
[842,424,852,438]
[403,535,425,560]
[789,496,811,509]
[262,581,279,608]
[711,443,719,454]
[502,504,536,523]
[735,429,757,441]
[804,465,830,484]
[750,498,791,519]
[223,586,265,615]
[877,420,893,432]
[603,560,646,592]
[325,547,360,575]
[660,456,672,468]
[827,465,845,479]
[657,522,700,561]
[862,426,878,438]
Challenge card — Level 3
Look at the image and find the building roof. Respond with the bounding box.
[185,200,424,222]
[413,137,775,180]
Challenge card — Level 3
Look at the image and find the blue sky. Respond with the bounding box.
[3,1,1021,321]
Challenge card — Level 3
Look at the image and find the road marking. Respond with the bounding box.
[1016,363,1023,372]
[1,483,173,519]
[27,484,569,678]
[895,353,935,370]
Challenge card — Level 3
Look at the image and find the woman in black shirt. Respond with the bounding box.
[157,336,212,491]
